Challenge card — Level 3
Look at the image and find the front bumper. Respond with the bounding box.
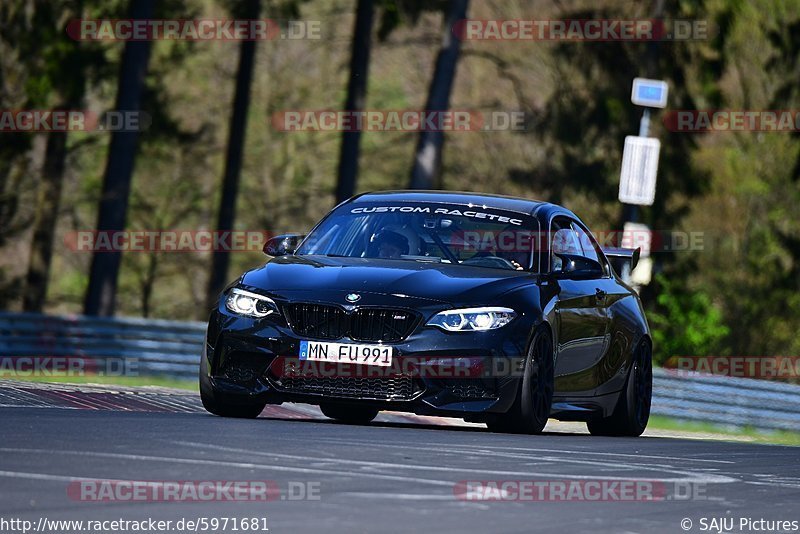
[203,300,532,418]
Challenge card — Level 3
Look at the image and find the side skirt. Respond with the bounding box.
[549,391,621,421]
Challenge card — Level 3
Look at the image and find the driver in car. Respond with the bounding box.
[468,230,526,270]
[497,231,532,271]
[372,229,410,259]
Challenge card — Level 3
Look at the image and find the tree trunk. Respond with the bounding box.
[23,124,68,312]
[205,0,261,310]
[83,0,155,316]
[408,0,469,190]
[140,253,157,318]
[335,0,375,203]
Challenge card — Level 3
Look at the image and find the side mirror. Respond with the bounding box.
[552,253,604,279]
[263,234,304,257]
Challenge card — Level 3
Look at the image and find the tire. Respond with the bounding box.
[200,387,267,418]
[486,328,554,434]
[320,403,379,424]
[587,340,652,437]
[199,352,266,419]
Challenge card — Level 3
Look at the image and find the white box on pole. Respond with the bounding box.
[622,222,652,258]
[630,257,653,286]
[619,135,660,206]
[631,78,669,108]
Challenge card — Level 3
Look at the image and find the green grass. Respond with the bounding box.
[0,373,198,391]
[647,415,800,446]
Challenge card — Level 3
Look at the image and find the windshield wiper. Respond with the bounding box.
[402,255,441,263]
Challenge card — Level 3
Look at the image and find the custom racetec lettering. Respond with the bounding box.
[350,206,524,225]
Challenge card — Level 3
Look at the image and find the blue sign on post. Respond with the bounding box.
[631,78,668,108]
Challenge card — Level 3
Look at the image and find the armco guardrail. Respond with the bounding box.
[0,311,204,379]
[651,368,800,432]
[1,311,799,431]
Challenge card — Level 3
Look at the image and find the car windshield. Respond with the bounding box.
[296,202,541,271]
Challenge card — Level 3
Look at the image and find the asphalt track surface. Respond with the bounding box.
[1,381,798,534]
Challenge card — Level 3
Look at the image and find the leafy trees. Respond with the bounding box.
[0,2,34,308]
[25,0,117,313]
[206,0,262,310]
[649,274,729,366]
[335,0,375,203]
[2,0,799,363]
[678,0,800,357]
[83,0,156,316]
[409,0,470,189]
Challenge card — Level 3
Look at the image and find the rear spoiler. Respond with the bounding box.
[602,247,641,270]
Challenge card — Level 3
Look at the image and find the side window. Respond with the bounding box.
[550,218,581,272]
[571,222,608,275]
[571,223,599,262]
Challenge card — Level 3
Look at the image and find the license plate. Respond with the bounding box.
[299,340,393,367]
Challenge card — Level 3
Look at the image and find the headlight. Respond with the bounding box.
[225,288,277,318]
[427,307,516,332]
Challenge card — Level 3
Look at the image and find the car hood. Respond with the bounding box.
[239,255,535,305]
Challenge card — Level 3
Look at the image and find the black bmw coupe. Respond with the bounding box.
[201,191,652,436]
